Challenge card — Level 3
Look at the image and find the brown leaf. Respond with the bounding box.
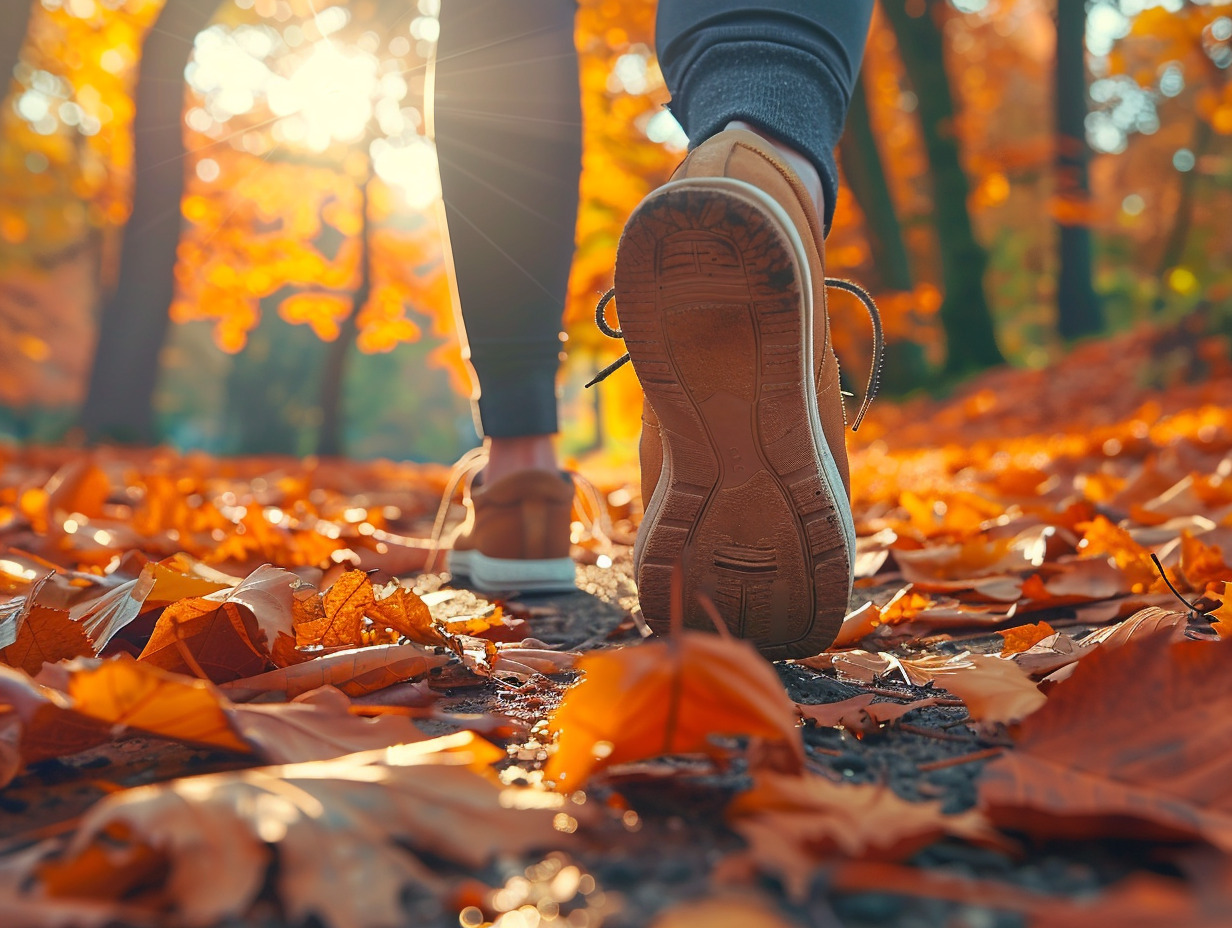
[544,632,804,788]
[36,735,566,928]
[726,771,997,900]
[230,686,427,762]
[219,643,451,700]
[137,595,268,683]
[980,631,1232,849]
[797,694,948,735]
[800,650,1045,724]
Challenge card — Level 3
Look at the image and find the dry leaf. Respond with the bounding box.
[980,631,1232,849]
[62,655,250,753]
[998,621,1056,656]
[231,686,427,762]
[35,735,566,928]
[797,694,949,735]
[544,632,803,788]
[295,569,371,648]
[725,771,997,900]
[0,602,93,676]
[800,650,1045,724]
[220,643,451,700]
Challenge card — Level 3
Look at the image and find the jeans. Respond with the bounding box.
[433,0,875,439]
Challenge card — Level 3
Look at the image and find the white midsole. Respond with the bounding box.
[447,549,577,593]
[632,175,857,589]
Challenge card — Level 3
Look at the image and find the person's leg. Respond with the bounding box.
[655,2,874,233]
[620,2,875,655]
[433,0,581,482]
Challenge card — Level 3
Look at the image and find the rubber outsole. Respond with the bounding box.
[447,549,577,594]
[618,178,853,660]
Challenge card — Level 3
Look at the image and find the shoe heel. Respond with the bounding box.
[617,181,851,659]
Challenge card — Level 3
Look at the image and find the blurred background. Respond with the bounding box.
[0,0,1229,464]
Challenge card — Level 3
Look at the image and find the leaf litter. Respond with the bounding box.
[0,329,1230,925]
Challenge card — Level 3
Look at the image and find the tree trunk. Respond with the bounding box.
[0,0,32,97]
[838,71,927,392]
[1153,116,1212,310]
[1054,0,1104,340]
[316,173,372,458]
[80,0,220,443]
[881,0,1005,376]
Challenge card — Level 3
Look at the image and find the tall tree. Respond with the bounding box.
[839,71,926,392]
[880,0,1005,376]
[1054,0,1104,339]
[0,0,32,97]
[80,0,220,443]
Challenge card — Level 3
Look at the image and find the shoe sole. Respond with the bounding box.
[617,178,854,660]
[447,549,577,594]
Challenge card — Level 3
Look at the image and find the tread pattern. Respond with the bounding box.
[618,184,851,660]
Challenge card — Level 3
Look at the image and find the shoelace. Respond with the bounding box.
[584,278,885,431]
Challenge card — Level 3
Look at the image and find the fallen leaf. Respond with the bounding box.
[998,621,1056,656]
[231,686,427,762]
[800,650,1045,724]
[35,735,565,928]
[62,655,250,753]
[725,771,997,900]
[544,632,804,788]
[0,587,93,676]
[295,568,371,648]
[366,584,440,646]
[980,631,1232,849]
[797,694,949,735]
[220,642,451,700]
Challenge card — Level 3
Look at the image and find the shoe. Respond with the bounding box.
[444,468,577,594]
[605,128,881,660]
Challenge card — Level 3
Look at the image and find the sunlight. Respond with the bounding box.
[277,42,379,151]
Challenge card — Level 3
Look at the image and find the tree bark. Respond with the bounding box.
[316,172,371,458]
[0,0,32,98]
[1054,0,1104,340]
[80,0,220,443]
[838,71,927,392]
[881,0,1005,376]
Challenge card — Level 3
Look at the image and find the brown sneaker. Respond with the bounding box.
[605,128,881,659]
[445,468,577,594]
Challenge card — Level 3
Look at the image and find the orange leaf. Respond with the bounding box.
[64,655,250,753]
[797,693,947,735]
[0,599,94,676]
[543,632,803,788]
[366,585,440,647]
[295,569,371,649]
[998,621,1056,656]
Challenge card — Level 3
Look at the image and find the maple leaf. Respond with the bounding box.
[543,632,803,788]
[980,631,1232,850]
[35,735,568,928]
[1209,582,1232,639]
[725,771,997,900]
[295,569,371,649]
[366,584,440,646]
